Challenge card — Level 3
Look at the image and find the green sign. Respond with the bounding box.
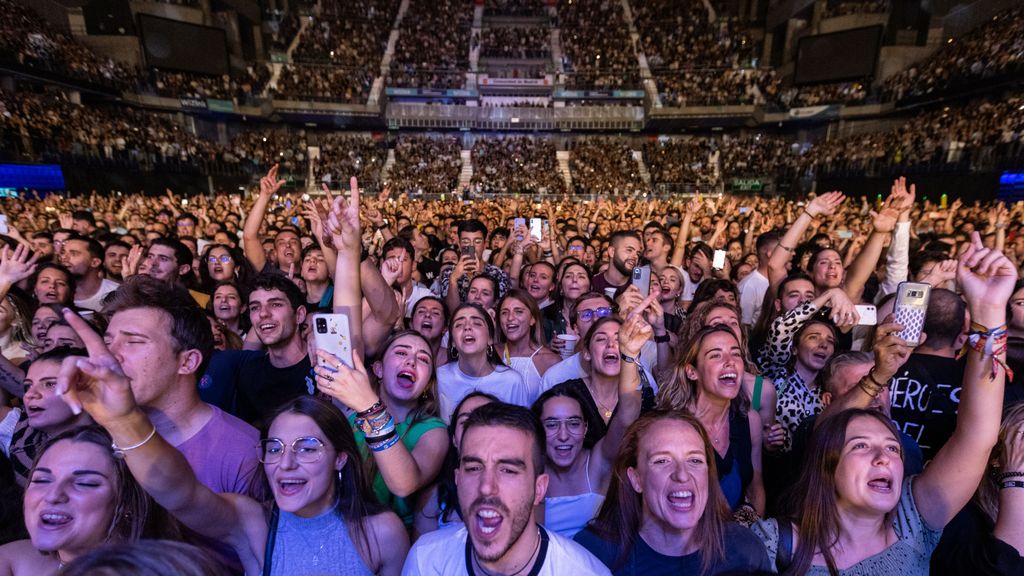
[730,178,763,192]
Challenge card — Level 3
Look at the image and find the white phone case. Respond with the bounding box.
[312,313,353,369]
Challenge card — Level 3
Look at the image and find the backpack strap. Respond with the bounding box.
[775,519,794,573]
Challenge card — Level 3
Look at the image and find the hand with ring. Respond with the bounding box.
[313,350,379,413]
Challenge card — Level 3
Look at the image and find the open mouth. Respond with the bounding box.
[812,351,829,361]
[462,334,477,345]
[718,371,739,386]
[396,370,417,388]
[553,444,575,458]
[867,476,893,493]
[277,478,307,497]
[39,511,73,529]
[667,490,695,511]
[602,352,619,366]
[258,323,277,335]
[474,507,504,539]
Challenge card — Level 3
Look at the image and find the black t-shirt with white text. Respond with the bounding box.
[888,352,966,462]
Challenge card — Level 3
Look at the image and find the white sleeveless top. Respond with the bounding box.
[544,451,606,538]
[508,346,545,405]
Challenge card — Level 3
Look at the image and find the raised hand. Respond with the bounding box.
[0,243,38,288]
[260,164,286,199]
[122,244,145,279]
[314,350,378,413]
[958,231,1018,327]
[55,310,137,424]
[806,191,845,218]
[381,256,403,286]
[325,177,362,253]
[618,308,654,357]
[58,212,73,230]
[918,259,957,287]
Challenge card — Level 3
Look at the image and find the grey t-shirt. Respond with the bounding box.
[752,476,942,575]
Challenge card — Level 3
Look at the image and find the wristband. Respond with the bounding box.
[620,352,640,364]
[994,470,1024,482]
[357,400,385,418]
[866,370,889,389]
[999,480,1024,490]
[802,210,815,220]
[368,432,401,452]
[654,333,670,344]
[777,244,794,252]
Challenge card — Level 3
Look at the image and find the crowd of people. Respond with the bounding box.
[388,135,463,196]
[388,0,473,89]
[470,136,566,195]
[558,0,640,90]
[882,7,1024,102]
[0,0,136,90]
[823,0,890,19]
[479,27,552,60]
[142,67,271,104]
[0,90,222,169]
[273,64,376,104]
[0,166,1022,574]
[486,0,547,17]
[569,139,646,196]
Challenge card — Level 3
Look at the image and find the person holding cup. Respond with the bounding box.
[497,289,562,403]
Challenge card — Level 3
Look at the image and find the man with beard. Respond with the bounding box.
[61,235,119,312]
[591,231,642,297]
[141,238,209,308]
[201,273,310,425]
[402,403,609,575]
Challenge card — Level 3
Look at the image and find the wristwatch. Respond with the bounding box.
[620,352,640,364]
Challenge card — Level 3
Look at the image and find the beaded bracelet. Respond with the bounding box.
[994,470,1024,482]
[999,480,1024,490]
[357,400,385,418]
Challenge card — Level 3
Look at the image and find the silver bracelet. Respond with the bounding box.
[111,426,157,459]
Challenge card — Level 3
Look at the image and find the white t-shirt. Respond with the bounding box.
[437,362,530,423]
[540,347,658,394]
[679,267,700,303]
[405,283,435,317]
[402,525,611,576]
[738,269,770,326]
[74,278,121,312]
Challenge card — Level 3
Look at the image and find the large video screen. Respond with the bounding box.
[139,14,229,76]
[794,26,882,86]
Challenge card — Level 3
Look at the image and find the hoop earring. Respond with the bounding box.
[449,345,458,360]
[487,344,496,359]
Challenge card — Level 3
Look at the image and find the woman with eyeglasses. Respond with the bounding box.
[497,289,561,404]
[436,302,529,422]
[313,330,449,530]
[198,244,254,294]
[532,312,650,537]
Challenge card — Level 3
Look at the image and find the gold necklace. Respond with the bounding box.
[587,381,616,420]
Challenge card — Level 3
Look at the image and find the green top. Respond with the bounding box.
[349,411,446,527]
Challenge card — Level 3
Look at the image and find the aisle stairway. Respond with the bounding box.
[368,0,410,106]
[557,150,572,191]
[267,16,311,93]
[381,149,397,182]
[458,150,474,190]
[633,150,651,188]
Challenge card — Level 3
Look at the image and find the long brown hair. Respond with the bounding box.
[784,409,904,576]
[587,410,729,574]
[656,324,750,415]
[975,402,1024,523]
[29,427,180,546]
[496,289,546,350]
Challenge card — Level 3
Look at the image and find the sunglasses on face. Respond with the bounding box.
[208,255,232,264]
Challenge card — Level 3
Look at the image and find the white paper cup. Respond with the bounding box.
[556,334,579,359]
